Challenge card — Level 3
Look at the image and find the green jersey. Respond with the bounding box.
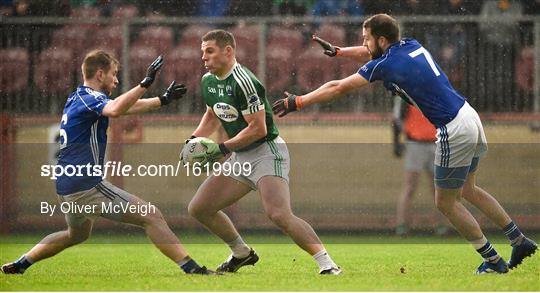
[201,62,279,145]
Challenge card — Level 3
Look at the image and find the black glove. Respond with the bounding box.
[312,35,340,57]
[140,55,164,88]
[272,92,301,117]
[159,81,187,106]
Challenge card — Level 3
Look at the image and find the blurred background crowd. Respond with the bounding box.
[0,0,537,114]
[1,0,539,17]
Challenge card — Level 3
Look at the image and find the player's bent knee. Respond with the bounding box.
[435,198,450,214]
[266,210,293,228]
[187,201,207,219]
[434,192,456,214]
[461,184,476,200]
[67,229,91,245]
[141,207,166,225]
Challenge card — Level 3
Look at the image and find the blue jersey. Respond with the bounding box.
[358,38,465,128]
[56,86,110,195]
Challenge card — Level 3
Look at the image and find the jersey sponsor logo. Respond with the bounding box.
[213,102,239,122]
[360,65,368,72]
[208,87,217,94]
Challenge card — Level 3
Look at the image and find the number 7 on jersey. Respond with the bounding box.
[409,47,441,77]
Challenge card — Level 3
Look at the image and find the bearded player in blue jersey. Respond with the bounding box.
[273,14,537,274]
[1,50,217,275]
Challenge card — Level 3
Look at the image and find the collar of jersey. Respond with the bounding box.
[378,39,403,58]
[387,41,400,51]
[215,62,238,80]
[78,85,106,96]
[386,38,412,53]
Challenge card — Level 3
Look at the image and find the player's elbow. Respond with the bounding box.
[103,110,121,118]
[249,120,267,140]
[102,103,123,118]
[254,123,267,139]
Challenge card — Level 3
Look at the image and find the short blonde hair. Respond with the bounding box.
[82,50,119,79]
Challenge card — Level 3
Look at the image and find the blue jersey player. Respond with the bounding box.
[1,50,217,275]
[273,14,537,274]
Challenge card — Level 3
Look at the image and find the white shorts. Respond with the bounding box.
[404,140,436,173]
[435,102,488,168]
[226,136,290,190]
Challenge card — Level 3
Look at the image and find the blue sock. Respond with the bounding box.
[476,241,500,263]
[503,221,524,246]
[179,258,201,274]
[14,255,33,272]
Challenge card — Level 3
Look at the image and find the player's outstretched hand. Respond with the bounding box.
[140,55,164,88]
[312,35,340,57]
[272,92,301,117]
[160,81,187,106]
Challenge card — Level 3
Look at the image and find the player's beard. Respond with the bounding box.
[370,43,384,59]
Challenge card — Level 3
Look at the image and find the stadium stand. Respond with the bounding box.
[230,23,259,73]
[296,46,337,91]
[129,45,160,86]
[133,25,175,55]
[265,44,295,95]
[33,47,75,95]
[163,44,205,95]
[0,48,29,95]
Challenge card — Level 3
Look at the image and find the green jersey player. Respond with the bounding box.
[199,60,279,146]
[185,30,341,275]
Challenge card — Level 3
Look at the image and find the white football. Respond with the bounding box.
[180,137,211,164]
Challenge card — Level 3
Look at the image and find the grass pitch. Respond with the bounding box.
[1,234,539,291]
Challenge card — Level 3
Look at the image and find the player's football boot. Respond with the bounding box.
[474,258,509,274]
[508,237,538,269]
[187,266,221,275]
[216,249,259,273]
[320,267,342,275]
[1,262,25,274]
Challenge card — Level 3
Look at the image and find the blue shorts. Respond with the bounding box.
[434,157,480,189]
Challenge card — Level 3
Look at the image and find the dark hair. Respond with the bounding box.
[202,29,236,49]
[363,14,400,43]
[82,50,119,79]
